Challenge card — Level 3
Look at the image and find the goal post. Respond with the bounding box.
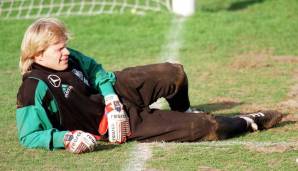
[0,0,195,19]
[172,0,195,16]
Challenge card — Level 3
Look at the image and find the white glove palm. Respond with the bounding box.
[104,94,131,143]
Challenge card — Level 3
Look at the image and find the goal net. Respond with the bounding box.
[0,0,172,19]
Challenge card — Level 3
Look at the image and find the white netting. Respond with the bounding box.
[0,0,171,19]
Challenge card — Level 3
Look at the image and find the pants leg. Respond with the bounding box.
[126,108,218,142]
[114,63,249,142]
[214,116,248,140]
[117,105,248,142]
[114,62,190,112]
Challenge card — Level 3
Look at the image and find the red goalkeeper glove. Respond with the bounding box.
[64,130,97,154]
[99,94,131,143]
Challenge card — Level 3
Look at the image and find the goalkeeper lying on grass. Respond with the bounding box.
[16,17,283,154]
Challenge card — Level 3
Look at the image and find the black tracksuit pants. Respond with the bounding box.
[114,63,248,142]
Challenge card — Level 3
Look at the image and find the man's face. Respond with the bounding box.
[35,41,70,71]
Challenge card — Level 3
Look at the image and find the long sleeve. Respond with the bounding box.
[68,48,116,96]
[16,79,68,150]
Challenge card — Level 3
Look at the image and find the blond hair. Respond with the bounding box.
[19,17,70,75]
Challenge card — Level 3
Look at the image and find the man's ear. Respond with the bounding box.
[34,53,43,63]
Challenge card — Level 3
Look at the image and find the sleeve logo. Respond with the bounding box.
[48,74,61,87]
[72,69,90,86]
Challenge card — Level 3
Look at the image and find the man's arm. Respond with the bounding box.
[16,106,67,149]
[68,48,131,143]
[16,79,67,150]
[17,106,97,153]
[16,79,97,152]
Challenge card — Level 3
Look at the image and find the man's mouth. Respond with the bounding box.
[60,56,68,63]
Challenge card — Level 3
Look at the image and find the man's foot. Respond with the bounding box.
[239,110,283,131]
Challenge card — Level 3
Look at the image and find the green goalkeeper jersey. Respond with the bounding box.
[16,48,116,150]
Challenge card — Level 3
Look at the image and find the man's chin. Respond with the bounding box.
[57,64,68,71]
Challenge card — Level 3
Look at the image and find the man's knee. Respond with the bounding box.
[162,62,187,88]
[188,115,219,141]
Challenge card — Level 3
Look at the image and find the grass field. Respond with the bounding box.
[1,0,298,170]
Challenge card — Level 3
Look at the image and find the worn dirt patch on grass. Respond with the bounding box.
[238,103,268,113]
[278,100,298,111]
[282,114,298,122]
[210,97,241,104]
[226,51,298,134]
[277,69,298,113]
[272,56,298,64]
[230,51,298,114]
[198,166,221,171]
[245,143,298,153]
[271,114,298,133]
[230,50,298,70]
[230,50,273,69]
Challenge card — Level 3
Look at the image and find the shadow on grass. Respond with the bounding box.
[193,101,244,114]
[201,0,265,12]
[94,143,120,151]
[228,0,265,11]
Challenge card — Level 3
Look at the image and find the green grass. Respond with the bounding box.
[1,0,298,170]
[149,144,298,171]
[182,0,298,113]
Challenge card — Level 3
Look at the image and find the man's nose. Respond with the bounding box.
[64,48,70,55]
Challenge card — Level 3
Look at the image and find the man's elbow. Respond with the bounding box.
[18,134,48,149]
[19,135,33,148]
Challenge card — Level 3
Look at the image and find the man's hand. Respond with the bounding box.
[64,130,97,154]
[104,94,131,143]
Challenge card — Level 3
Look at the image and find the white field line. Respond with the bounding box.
[160,16,186,63]
[122,143,153,171]
[149,16,187,110]
[124,16,188,171]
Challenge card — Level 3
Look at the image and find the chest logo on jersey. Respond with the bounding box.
[48,74,61,88]
[62,84,73,98]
